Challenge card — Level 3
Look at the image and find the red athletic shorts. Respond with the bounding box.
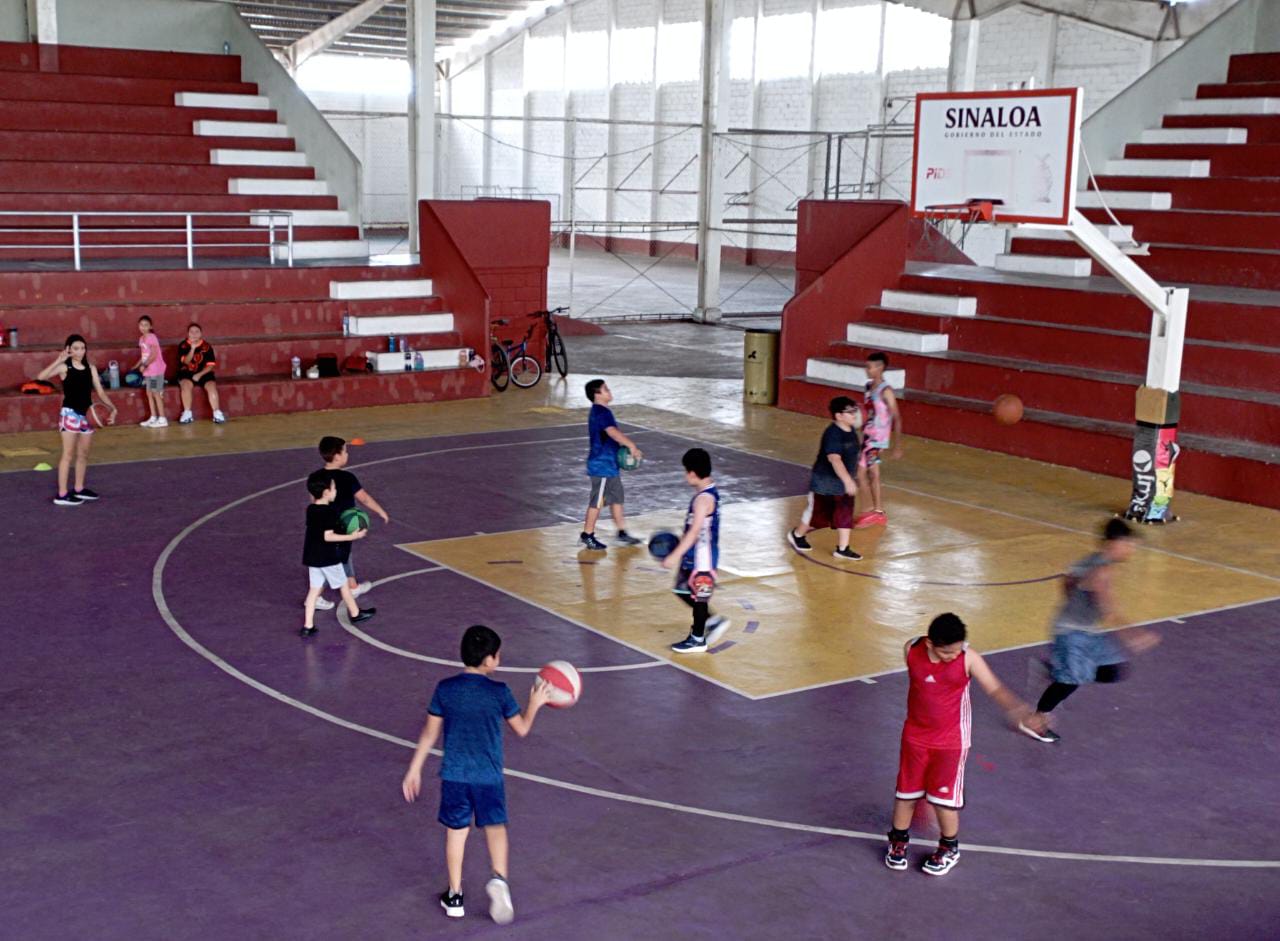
[895,736,967,808]
[803,493,854,530]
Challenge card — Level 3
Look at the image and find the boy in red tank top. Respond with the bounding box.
[885,613,1042,875]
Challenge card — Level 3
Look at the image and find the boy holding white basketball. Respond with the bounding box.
[402,625,552,925]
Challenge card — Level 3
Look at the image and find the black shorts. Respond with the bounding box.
[177,371,216,387]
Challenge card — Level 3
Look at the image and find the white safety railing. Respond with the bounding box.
[0,210,296,270]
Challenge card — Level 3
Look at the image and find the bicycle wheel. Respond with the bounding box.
[509,354,542,388]
[547,328,568,378]
[489,342,510,391]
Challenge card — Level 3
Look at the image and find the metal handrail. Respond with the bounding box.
[0,210,295,270]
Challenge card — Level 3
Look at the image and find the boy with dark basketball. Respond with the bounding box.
[788,395,862,561]
[855,352,902,529]
[885,613,1040,875]
[662,448,729,653]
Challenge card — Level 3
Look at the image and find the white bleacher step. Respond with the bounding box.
[230,178,329,196]
[1173,97,1280,115]
[329,279,434,300]
[1139,127,1247,144]
[176,92,271,110]
[273,239,369,261]
[805,358,906,391]
[211,149,308,167]
[995,253,1092,278]
[846,323,947,353]
[1076,190,1173,211]
[250,209,353,227]
[367,349,471,373]
[880,289,976,318]
[1103,159,1210,178]
[194,120,289,138]
[1024,224,1134,242]
[348,313,454,336]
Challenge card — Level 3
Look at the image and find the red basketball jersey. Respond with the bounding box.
[902,638,971,749]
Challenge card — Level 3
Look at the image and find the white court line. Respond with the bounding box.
[337,567,664,674]
[625,421,1280,586]
[148,426,1280,871]
[151,533,1280,869]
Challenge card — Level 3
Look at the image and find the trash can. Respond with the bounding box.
[743,327,780,405]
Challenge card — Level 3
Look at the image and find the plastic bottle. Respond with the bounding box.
[414,351,424,371]
[291,355,302,379]
[403,351,412,372]
[342,314,350,337]
[7,326,17,348]
[108,361,121,389]
[387,335,395,352]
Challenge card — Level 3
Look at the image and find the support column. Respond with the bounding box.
[693,0,734,324]
[948,19,980,92]
[27,0,57,44]
[408,0,437,251]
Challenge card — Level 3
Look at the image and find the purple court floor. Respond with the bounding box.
[3,423,1278,940]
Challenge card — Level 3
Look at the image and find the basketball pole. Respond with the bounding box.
[1063,209,1188,523]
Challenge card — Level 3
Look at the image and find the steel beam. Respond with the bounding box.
[281,0,398,70]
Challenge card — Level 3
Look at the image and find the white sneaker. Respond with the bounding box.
[140,417,158,427]
[352,582,372,598]
[179,410,194,424]
[705,616,732,647]
[313,596,335,611]
[486,876,514,925]
[152,417,169,428]
[212,410,227,424]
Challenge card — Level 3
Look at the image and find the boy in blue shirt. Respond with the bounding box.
[580,378,644,551]
[402,625,551,925]
[662,448,730,653]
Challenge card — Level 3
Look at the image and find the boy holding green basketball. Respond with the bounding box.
[580,379,643,551]
[317,436,389,611]
[302,470,376,637]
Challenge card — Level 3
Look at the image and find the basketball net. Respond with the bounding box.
[918,200,996,253]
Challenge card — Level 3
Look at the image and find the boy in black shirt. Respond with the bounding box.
[316,436,390,611]
[303,469,376,637]
[787,395,863,561]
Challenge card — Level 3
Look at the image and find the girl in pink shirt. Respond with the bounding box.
[132,315,168,428]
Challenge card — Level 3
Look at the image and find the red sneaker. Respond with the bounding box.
[854,511,886,529]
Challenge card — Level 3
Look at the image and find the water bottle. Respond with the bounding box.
[387,335,395,352]
[342,314,350,337]
[403,351,412,372]
[108,360,120,389]
[291,355,301,379]
[7,326,16,348]
[414,352,424,371]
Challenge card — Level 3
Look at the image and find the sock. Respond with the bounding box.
[940,835,959,851]
[888,828,909,843]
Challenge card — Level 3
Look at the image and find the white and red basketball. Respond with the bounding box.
[538,660,582,709]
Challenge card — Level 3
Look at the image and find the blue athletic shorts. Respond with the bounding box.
[438,779,507,829]
[1050,629,1127,686]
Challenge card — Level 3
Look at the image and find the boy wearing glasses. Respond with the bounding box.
[788,395,862,561]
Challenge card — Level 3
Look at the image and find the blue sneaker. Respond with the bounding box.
[670,634,708,654]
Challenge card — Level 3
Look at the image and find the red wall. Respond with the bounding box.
[424,199,550,350]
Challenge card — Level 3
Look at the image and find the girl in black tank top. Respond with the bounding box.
[37,334,117,506]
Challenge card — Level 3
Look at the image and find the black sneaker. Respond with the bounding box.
[73,488,100,501]
[580,532,607,551]
[1019,721,1061,744]
[615,530,642,546]
[440,890,465,918]
[351,608,377,624]
[832,546,862,561]
[53,493,83,507]
[670,634,708,654]
[299,625,318,638]
[885,837,910,871]
[787,529,812,552]
[922,843,960,876]
[485,875,514,925]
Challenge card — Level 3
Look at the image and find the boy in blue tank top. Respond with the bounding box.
[662,448,730,653]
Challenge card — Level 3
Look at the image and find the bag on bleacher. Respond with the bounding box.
[316,354,340,378]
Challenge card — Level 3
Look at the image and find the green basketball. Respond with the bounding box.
[339,507,370,534]
[617,447,641,471]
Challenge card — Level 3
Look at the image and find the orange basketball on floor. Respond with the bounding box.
[993,394,1024,425]
[538,660,582,708]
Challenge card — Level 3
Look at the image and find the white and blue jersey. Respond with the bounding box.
[680,485,720,572]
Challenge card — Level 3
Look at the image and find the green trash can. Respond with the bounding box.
[743,328,780,405]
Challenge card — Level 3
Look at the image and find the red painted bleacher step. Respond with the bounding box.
[1008,237,1280,291]
[1122,142,1280,176]
[1092,175,1280,212]
[0,72,260,107]
[1226,52,1280,84]
[1078,207,1277,251]
[0,40,241,82]
[0,130,297,164]
[1162,114,1280,142]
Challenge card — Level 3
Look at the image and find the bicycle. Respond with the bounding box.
[488,318,542,391]
[532,306,570,379]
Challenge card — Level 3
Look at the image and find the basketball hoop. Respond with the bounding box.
[919,199,997,251]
